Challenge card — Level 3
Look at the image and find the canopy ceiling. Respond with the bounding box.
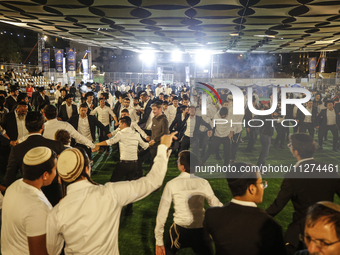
[1,0,340,53]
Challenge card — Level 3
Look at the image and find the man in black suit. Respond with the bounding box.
[297,100,316,138]
[1,102,28,142]
[5,85,18,111]
[58,94,78,121]
[266,133,340,255]
[68,103,108,159]
[113,91,122,119]
[36,87,50,111]
[316,100,340,151]
[138,92,152,132]
[57,88,67,110]
[4,111,65,206]
[204,163,286,255]
[169,105,189,155]
[11,93,32,112]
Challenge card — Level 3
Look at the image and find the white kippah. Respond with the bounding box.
[57,148,84,183]
[23,147,52,165]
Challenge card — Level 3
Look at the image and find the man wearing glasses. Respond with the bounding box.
[204,162,286,255]
[296,201,340,255]
[266,133,340,255]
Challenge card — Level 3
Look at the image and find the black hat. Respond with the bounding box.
[10,85,18,92]
[115,91,122,98]
[38,87,45,92]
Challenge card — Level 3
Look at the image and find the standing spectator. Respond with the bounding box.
[57,94,78,121]
[36,87,50,111]
[26,83,33,103]
[5,85,18,111]
[204,163,286,255]
[54,85,61,107]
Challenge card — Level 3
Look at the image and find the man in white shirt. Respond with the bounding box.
[120,97,137,122]
[54,85,61,106]
[90,97,118,154]
[155,150,222,255]
[46,132,176,255]
[95,116,150,215]
[1,147,57,255]
[108,109,150,141]
[42,105,97,150]
[202,107,234,166]
[155,84,164,97]
[167,96,179,127]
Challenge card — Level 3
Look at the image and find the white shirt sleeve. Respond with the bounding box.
[132,122,148,139]
[106,132,121,146]
[46,209,64,255]
[110,128,120,137]
[90,107,98,116]
[204,181,223,207]
[138,135,149,150]
[154,183,172,246]
[65,122,95,149]
[107,144,169,206]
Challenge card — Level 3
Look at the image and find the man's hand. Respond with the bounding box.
[207,130,212,137]
[10,140,17,147]
[160,132,178,148]
[246,127,250,133]
[155,245,165,255]
[107,133,113,138]
[92,145,100,152]
[57,117,62,121]
[146,136,151,142]
[228,131,234,139]
[114,122,119,127]
[149,140,156,146]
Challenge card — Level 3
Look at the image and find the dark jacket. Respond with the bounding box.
[5,134,65,206]
[169,112,189,139]
[138,100,152,128]
[317,108,340,128]
[204,202,286,255]
[1,111,18,140]
[297,107,317,127]
[266,159,340,249]
[5,96,17,111]
[37,94,50,111]
[68,114,107,142]
[151,114,169,144]
[58,104,78,121]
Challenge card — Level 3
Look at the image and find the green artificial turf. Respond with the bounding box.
[89,128,340,255]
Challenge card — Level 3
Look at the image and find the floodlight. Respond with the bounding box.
[195,50,211,66]
[171,50,182,62]
[139,51,155,64]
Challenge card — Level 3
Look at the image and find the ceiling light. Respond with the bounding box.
[171,50,182,62]
[230,33,239,36]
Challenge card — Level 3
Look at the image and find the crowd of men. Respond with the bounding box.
[0,79,339,255]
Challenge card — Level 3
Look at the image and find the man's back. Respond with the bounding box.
[204,202,286,255]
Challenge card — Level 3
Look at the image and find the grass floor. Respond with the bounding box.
[89,128,340,255]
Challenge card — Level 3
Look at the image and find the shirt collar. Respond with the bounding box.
[231,198,257,208]
[67,179,94,194]
[295,157,314,167]
[28,133,41,137]
[46,118,58,124]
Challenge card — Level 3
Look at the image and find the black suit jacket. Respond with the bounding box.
[204,202,286,255]
[297,107,317,127]
[266,159,340,248]
[169,112,189,139]
[68,114,107,142]
[1,111,18,140]
[138,100,152,128]
[5,96,17,111]
[5,134,65,206]
[37,94,50,111]
[317,108,340,129]
[58,104,78,121]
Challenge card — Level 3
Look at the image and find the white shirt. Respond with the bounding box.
[230,198,257,208]
[43,118,95,148]
[327,109,336,125]
[54,89,61,104]
[155,172,222,246]
[213,112,234,137]
[165,87,172,96]
[78,115,93,141]
[184,116,195,137]
[304,107,313,123]
[15,111,29,140]
[106,127,149,160]
[167,105,177,126]
[155,87,163,97]
[90,106,115,127]
[1,179,52,254]
[66,104,73,119]
[46,145,170,255]
[111,122,148,139]
[131,105,140,122]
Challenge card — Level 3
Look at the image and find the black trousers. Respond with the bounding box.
[110,161,138,213]
[274,122,285,147]
[318,124,338,149]
[198,131,209,158]
[299,122,315,138]
[74,143,92,160]
[246,128,257,151]
[202,136,231,166]
[99,124,110,152]
[231,132,242,160]
[165,224,213,255]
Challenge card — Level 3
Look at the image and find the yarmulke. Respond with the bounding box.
[318,201,340,212]
[57,148,84,182]
[23,147,52,166]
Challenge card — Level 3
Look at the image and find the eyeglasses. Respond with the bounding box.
[257,180,268,189]
[287,143,292,149]
[299,234,340,249]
